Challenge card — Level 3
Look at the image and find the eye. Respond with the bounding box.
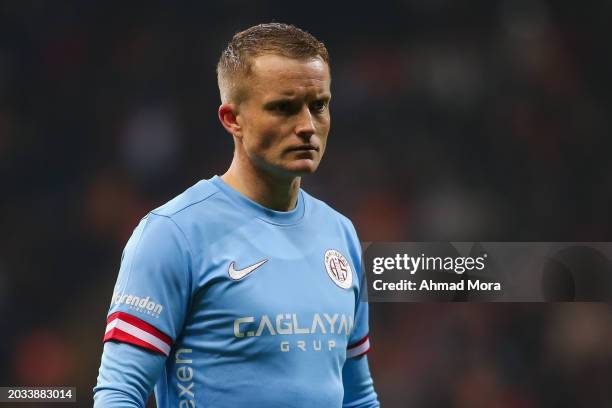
[273,102,292,113]
[268,101,298,115]
[310,100,327,113]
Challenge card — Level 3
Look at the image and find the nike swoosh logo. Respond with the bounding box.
[228,259,268,280]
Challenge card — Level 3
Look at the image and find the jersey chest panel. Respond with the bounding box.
[181,219,358,362]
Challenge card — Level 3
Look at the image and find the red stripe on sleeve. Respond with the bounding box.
[348,335,369,350]
[107,312,172,345]
[351,346,371,359]
[104,327,168,356]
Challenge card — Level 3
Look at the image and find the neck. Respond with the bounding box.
[221,154,301,212]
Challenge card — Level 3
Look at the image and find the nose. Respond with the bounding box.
[295,105,316,140]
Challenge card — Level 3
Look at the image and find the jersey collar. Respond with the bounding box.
[210,175,306,226]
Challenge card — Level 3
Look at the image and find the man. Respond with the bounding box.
[94,23,379,407]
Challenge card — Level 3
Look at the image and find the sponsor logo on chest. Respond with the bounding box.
[234,312,354,353]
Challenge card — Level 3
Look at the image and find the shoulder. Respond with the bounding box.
[302,189,358,236]
[302,189,364,277]
[123,180,222,269]
[140,179,244,248]
[302,190,359,246]
[150,179,221,219]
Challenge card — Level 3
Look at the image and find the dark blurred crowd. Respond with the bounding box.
[1,1,611,407]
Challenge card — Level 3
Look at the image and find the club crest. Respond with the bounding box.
[324,249,353,289]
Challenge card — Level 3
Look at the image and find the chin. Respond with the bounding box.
[283,159,320,176]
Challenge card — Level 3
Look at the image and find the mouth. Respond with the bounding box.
[287,145,319,152]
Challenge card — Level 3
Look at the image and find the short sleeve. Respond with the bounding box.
[345,221,371,359]
[103,213,193,356]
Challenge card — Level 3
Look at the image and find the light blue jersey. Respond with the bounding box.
[94,176,378,408]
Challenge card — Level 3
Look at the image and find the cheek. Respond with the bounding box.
[317,118,331,148]
[244,118,285,151]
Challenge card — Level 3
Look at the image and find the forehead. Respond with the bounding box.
[246,54,330,98]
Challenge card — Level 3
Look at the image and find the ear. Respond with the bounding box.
[218,103,242,138]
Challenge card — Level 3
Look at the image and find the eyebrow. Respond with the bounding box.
[263,98,296,110]
[267,92,331,102]
[263,94,331,109]
[277,89,327,97]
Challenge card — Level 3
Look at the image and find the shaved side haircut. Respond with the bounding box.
[217,23,329,104]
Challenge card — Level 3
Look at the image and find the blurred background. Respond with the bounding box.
[1,0,611,406]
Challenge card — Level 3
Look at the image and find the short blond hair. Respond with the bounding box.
[217,23,329,104]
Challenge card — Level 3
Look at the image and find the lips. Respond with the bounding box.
[287,145,319,152]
